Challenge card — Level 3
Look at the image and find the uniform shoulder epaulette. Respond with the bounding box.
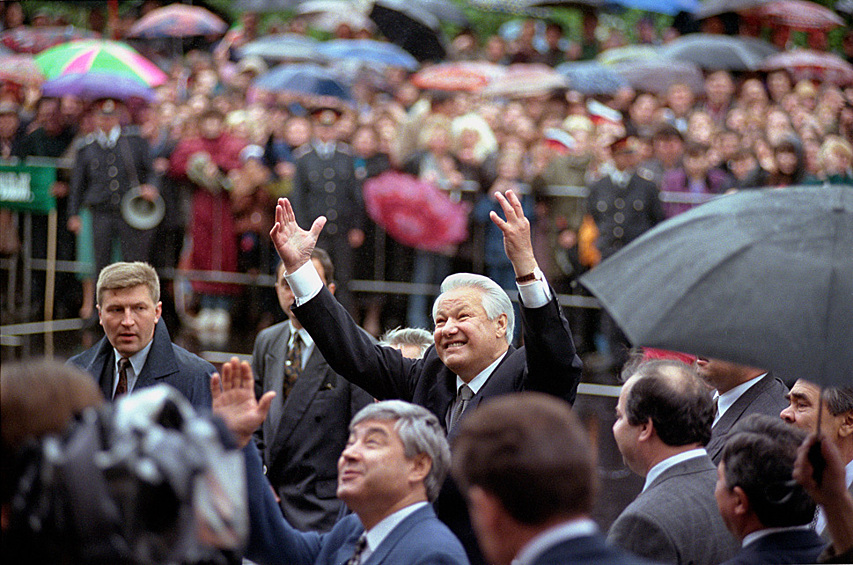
[293,144,311,158]
[122,125,141,136]
[82,133,97,146]
[638,168,654,182]
[336,142,353,155]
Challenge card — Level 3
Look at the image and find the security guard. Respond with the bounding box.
[289,106,365,316]
[587,135,665,369]
[68,98,157,277]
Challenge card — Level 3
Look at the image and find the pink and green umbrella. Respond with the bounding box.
[34,39,167,87]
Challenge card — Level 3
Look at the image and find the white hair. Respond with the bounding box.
[432,273,514,344]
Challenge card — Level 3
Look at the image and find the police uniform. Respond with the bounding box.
[69,102,155,275]
[289,108,365,315]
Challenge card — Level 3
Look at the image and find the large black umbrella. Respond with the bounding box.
[658,33,778,71]
[579,185,853,387]
[369,0,446,62]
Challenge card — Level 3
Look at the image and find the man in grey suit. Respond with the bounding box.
[781,379,853,538]
[696,357,788,464]
[252,248,373,532]
[609,359,740,565]
[68,262,212,409]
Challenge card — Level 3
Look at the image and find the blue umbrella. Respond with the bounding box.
[41,71,155,101]
[606,0,699,14]
[556,61,629,96]
[317,39,419,71]
[237,34,325,63]
[253,63,353,103]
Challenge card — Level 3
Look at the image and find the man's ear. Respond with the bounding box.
[327,282,336,296]
[495,313,507,339]
[731,486,750,517]
[638,418,654,442]
[408,452,431,485]
[838,410,853,438]
[154,301,162,323]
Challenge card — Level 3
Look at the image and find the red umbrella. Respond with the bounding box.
[748,0,844,31]
[412,61,505,92]
[127,4,228,38]
[761,49,853,86]
[363,171,469,252]
[0,26,100,54]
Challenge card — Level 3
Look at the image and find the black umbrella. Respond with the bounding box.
[658,33,778,71]
[369,0,446,62]
[580,185,853,387]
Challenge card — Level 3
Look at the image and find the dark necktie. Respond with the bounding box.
[283,333,303,398]
[115,357,130,399]
[346,533,368,565]
[447,384,473,430]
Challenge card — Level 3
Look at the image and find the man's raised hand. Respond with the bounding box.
[211,357,275,448]
[270,198,326,274]
[490,189,538,278]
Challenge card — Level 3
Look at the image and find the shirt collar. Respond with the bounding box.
[289,323,315,349]
[363,501,428,556]
[113,338,154,393]
[97,125,120,148]
[512,518,599,565]
[715,374,766,426]
[456,351,507,395]
[643,448,707,492]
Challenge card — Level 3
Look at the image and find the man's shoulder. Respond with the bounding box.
[390,505,469,562]
[67,338,108,370]
[169,341,215,374]
[256,320,289,344]
[536,533,657,565]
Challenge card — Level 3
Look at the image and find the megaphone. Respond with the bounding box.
[121,186,165,231]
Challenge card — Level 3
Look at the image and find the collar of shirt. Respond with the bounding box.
[288,322,315,368]
[112,339,154,396]
[714,374,766,426]
[512,518,599,565]
[643,448,707,492]
[363,501,429,560]
[313,140,335,158]
[97,126,120,148]
[456,351,507,396]
[742,525,811,548]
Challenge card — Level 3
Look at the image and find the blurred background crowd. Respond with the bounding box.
[0,0,851,367]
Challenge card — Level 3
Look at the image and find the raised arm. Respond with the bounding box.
[489,189,538,278]
[211,357,275,448]
[270,197,326,274]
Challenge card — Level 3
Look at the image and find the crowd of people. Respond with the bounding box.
[1,1,852,365]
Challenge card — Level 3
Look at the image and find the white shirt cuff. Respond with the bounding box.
[517,275,551,308]
[284,260,324,306]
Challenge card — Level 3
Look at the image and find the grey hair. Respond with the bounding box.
[432,273,514,344]
[379,327,434,358]
[350,400,450,502]
[824,386,853,416]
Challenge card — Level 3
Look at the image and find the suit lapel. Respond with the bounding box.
[135,319,179,389]
[265,325,290,435]
[363,506,430,565]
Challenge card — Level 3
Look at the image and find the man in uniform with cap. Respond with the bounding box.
[68,98,158,282]
[587,135,665,369]
[290,105,365,316]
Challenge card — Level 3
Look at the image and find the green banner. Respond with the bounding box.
[0,160,57,214]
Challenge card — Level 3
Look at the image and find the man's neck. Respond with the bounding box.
[355,492,427,531]
[644,443,702,474]
[458,346,509,384]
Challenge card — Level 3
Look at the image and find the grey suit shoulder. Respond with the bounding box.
[608,455,740,565]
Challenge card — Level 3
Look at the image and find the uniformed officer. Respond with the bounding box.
[587,135,665,369]
[289,105,365,316]
[68,98,157,280]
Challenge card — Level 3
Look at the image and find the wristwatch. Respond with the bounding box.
[515,267,543,284]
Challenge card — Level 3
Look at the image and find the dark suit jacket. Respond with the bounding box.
[720,529,825,565]
[292,284,582,563]
[252,321,373,532]
[243,442,469,565]
[608,455,740,565]
[706,374,789,464]
[68,318,213,410]
[532,533,658,565]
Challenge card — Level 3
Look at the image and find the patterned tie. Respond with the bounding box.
[115,357,130,399]
[346,533,368,565]
[447,384,473,430]
[283,333,303,398]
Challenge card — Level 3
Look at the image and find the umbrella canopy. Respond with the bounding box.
[580,184,853,387]
[761,49,853,86]
[608,0,699,14]
[556,60,628,96]
[412,0,471,26]
[237,34,325,63]
[35,40,167,86]
[0,26,100,54]
[596,44,660,65]
[253,63,353,102]
[234,0,303,11]
[127,4,228,38]
[317,39,419,71]
[613,57,704,94]
[294,0,377,33]
[369,0,447,62]
[748,0,844,31]
[412,61,506,91]
[363,171,469,252]
[0,54,44,85]
[478,63,567,98]
[658,33,778,71]
[694,0,771,17]
[41,71,155,101]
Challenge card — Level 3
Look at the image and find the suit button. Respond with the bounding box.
[613,226,624,238]
[614,198,625,209]
[111,193,121,205]
[327,209,338,221]
[327,224,338,235]
[108,166,118,177]
[324,182,335,192]
[323,167,335,179]
[110,180,119,190]
[106,153,116,164]
[634,200,644,211]
[614,212,624,224]
[596,201,607,212]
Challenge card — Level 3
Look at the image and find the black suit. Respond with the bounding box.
[252,321,373,532]
[67,318,213,410]
[719,528,825,565]
[292,284,582,562]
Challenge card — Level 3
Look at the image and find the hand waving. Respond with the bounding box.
[490,189,538,278]
[211,357,275,448]
[270,198,326,274]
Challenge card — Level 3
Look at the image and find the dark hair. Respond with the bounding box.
[276,247,334,284]
[452,392,596,525]
[623,360,713,447]
[721,415,814,528]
